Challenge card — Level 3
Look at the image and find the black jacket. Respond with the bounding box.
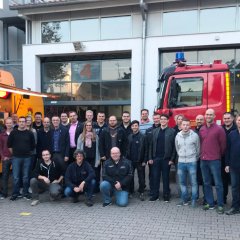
[33,160,63,183]
[120,122,132,136]
[148,127,176,161]
[67,122,83,147]
[127,132,147,163]
[51,126,70,158]
[99,126,128,159]
[36,129,52,158]
[65,161,95,189]
[102,157,133,191]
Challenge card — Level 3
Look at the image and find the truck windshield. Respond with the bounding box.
[157,64,176,109]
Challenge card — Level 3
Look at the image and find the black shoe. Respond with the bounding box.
[149,196,158,202]
[163,196,170,203]
[71,197,79,203]
[102,202,112,207]
[139,193,144,201]
[23,194,32,200]
[226,208,239,215]
[85,199,94,207]
[10,195,18,201]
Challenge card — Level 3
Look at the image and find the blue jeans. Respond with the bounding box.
[230,168,240,209]
[64,179,95,200]
[177,162,198,202]
[151,158,171,198]
[100,181,129,207]
[200,160,223,207]
[2,159,12,196]
[12,157,32,196]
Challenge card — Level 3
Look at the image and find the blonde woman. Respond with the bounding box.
[77,122,100,168]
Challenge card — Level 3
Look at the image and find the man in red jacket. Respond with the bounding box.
[199,109,226,214]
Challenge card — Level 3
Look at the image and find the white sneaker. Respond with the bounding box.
[31,200,39,206]
[28,187,32,194]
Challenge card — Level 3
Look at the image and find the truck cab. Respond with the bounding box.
[156,53,231,127]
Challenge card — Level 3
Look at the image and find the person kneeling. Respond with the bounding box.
[30,149,64,206]
[100,147,133,207]
[64,150,95,207]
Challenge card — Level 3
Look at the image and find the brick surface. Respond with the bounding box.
[0,183,239,240]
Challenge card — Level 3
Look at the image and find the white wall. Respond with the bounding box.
[0,21,3,60]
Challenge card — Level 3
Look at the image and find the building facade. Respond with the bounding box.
[9,0,240,119]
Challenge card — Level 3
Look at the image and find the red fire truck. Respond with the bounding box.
[155,53,233,127]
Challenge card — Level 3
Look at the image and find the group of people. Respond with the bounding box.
[0,109,239,215]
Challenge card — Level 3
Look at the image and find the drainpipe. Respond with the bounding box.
[140,0,148,109]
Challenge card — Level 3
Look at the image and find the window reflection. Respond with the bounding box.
[71,19,99,41]
[200,7,236,33]
[101,16,131,39]
[41,21,70,43]
[102,59,131,80]
[101,81,131,100]
[163,10,197,35]
[72,82,100,100]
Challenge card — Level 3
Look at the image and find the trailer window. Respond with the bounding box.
[168,78,203,108]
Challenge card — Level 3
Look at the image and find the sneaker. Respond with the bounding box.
[149,196,158,202]
[226,208,239,215]
[163,196,170,203]
[85,199,94,207]
[10,195,18,201]
[102,202,112,207]
[203,204,215,210]
[23,194,32,200]
[17,194,23,199]
[139,193,144,201]
[177,201,189,207]
[31,200,39,206]
[0,194,7,200]
[216,206,224,214]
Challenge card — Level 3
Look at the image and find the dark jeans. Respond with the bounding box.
[230,168,240,209]
[130,162,145,194]
[2,159,12,196]
[30,178,62,200]
[69,147,76,164]
[52,153,68,173]
[221,161,230,202]
[12,156,32,196]
[151,157,171,198]
[64,179,96,200]
[200,160,223,207]
[94,164,101,193]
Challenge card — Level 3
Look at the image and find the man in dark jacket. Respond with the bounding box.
[99,115,127,161]
[30,149,63,206]
[100,147,133,207]
[120,111,132,136]
[148,114,176,202]
[225,115,240,215]
[51,116,70,172]
[127,120,147,200]
[64,150,95,207]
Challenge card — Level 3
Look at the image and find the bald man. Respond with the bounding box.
[100,147,133,207]
[199,109,226,214]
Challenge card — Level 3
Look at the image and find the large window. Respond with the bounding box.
[71,19,99,41]
[42,59,131,102]
[41,21,70,43]
[101,16,131,39]
[162,10,198,35]
[200,7,236,33]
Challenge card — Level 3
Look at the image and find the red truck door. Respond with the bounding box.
[162,73,208,127]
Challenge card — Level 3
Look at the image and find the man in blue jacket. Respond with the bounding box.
[225,115,240,215]
[64,150,95,207]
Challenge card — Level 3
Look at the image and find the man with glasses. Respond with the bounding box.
[120,111,132,136]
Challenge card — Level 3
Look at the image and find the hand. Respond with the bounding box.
[43,177,50,184]
[73,187,81,193]
[148,160,153,165]
[101,156,106,161]
[79,182,85,192]
[52,180,58,184]
[225,166,230,173]
[169,161,174,165]
[115,181,122,190]
[64,157,69,162]
[142,162,146,167]
[3,157,10,161]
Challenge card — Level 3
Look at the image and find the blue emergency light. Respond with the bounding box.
[175,52,185,62]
